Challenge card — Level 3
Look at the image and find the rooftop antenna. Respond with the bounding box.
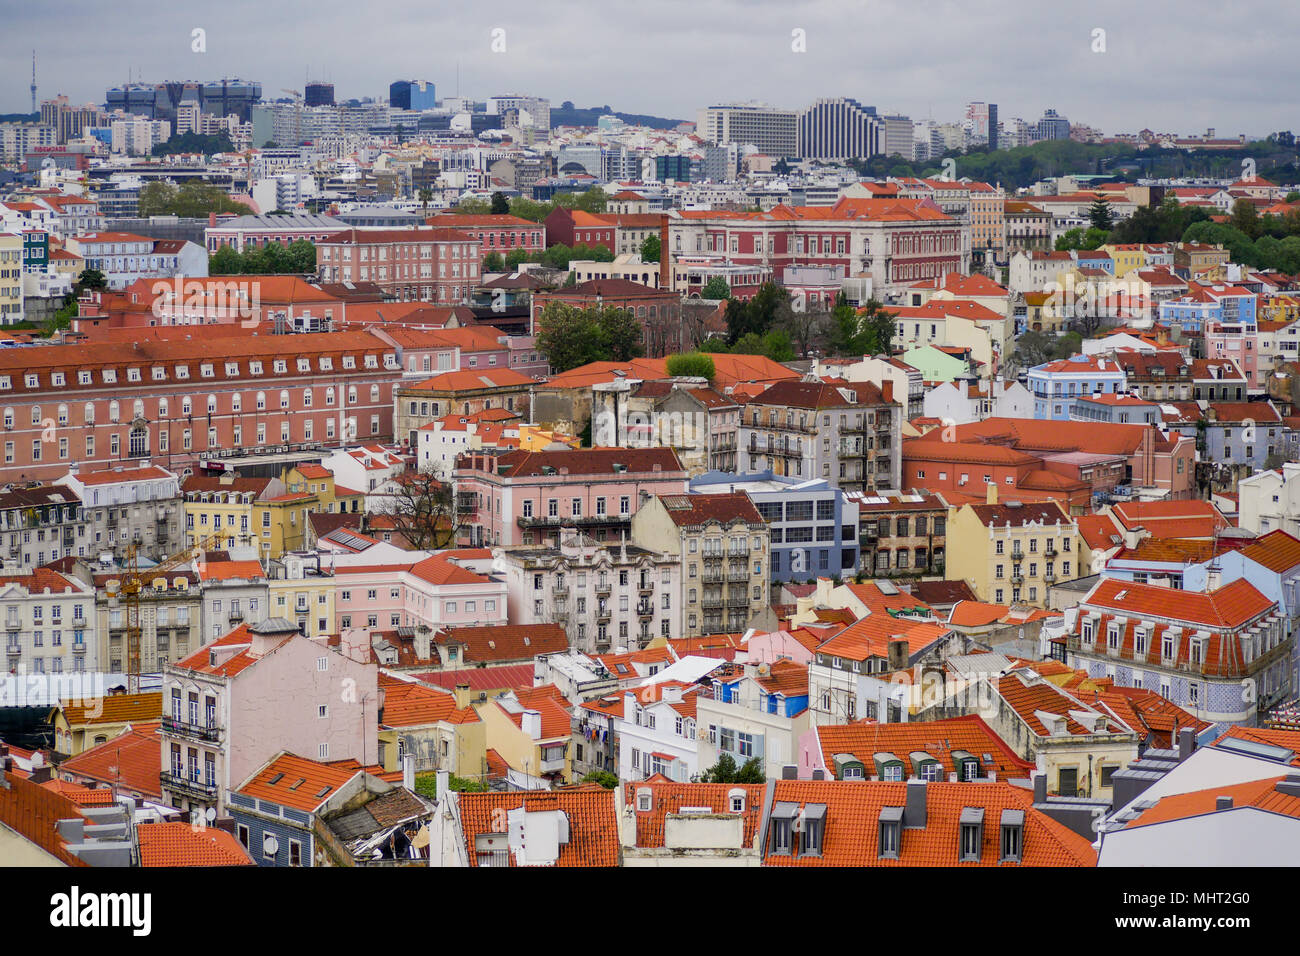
[30,50,37,114]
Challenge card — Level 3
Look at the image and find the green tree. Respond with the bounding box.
[454,197,491,215]
[581,770,619,789]
[1088,196,1114,233]
[1055,228,1087,251]
[1286,191,1300,204]
[504,248,535,268]
[594,303,644,362]
[209,245,243,275]
[1230,198,1262,240]
[76,269,107,290]
[725,281,789,343]
[700,276,731,300]
[482,252,506,272]
[665,352,716,379]
[285,239,316,274]
[639,233,661,263]
[535,302,645,372]
[699,754,764,784]
[699,336,731,353]
[490,191,510,215]
[417,186,433,218]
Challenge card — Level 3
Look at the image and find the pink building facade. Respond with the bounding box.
[453,448,689,548]
[316,228,483,304]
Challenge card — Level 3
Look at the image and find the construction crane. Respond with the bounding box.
[119,532,223,693]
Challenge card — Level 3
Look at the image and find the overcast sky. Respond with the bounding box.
[2,0,1293,136]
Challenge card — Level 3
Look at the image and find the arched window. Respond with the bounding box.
[129,423,148,458]
[84,403,94,424]
[57,404,68,426]
[133,399,144,419]
[181,396,192,416]
[207,394,217,414]
[108,401,120,422]
[30,405,40,425]
[158,398,168,417]
[231,393,242,412]
[2,408,12,428]
[279,390,289,409]
[325,387,335,406]
[255,391,266,410]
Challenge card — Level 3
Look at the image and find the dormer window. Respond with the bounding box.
[127,368,141,382]
[729,788,746,813]
[636,788,652,812]
[365,355,378,369]
[175,365,190,379]
[999,809,1024,863]
[102,369,116,383]
[152,367,166,381]
[959,807,984,862]
[320,357,333,371]
[250,361,263,375]
[25,373,38,388]
[78,371,91,385]
[342,356,356,369]
[800,803,826,857]
[297,358,311,372]
[225,362,239,376]
[769,802,797,856]
[273,360,287,373]
[200,363,214,378]
[878,806,903,859]
[52,372,65,387]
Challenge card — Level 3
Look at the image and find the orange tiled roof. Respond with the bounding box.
[1215,726,1300,765]
[235,753,391,813]
[1084,576,1273,630]
[59,722,162,798]
[457,789,619,866]
[763,779,1096,866]
[1126,775,1300,829]
[137,821,255,866]
[0,769,88,866]
[40,778,118,806]
[812,714,1036,779]
[622,780,765,848]
[59,691,162,727]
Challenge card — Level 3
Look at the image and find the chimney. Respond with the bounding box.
[454,682,471,709]
[903,779,927,828]
[1215,795,1233,811]
[1032,770,1047,804]
[782,765,797,780]
[521,710,542,740]
[882,380,895,404]
[658,214,670,290]
[436,769,450,799]
[402,753,415,791]
[1177,727,1196,761]
[986,481,999,505]
[887,639,908,672]
[208,212,217,228]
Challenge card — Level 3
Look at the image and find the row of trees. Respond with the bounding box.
[138,181,250,218]
[451,187,609,222]
[711,282,898,360]
[482,241,613,274]
[151,131,235,157]
[535,301,645,372]
[210,239,316,275]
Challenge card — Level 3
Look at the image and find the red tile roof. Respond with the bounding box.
[0,769,88,866]
[762,779,1096,866]
[59,722,162,799]
[433,623,568,663]
[456,789,619,866]
[417,664,536,694]
[1084,576,1273,630]
[622,780,765,848]
[812,714,1036,779]
[137,821,255,866]
[235,753,394,813]
[1126,775,1300,828]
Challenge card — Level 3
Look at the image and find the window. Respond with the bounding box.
[878,808,903,859]
[1000,812,1023,863]
[959,810,984,862]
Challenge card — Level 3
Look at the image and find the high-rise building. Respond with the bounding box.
[487,95,551,131]
[40,96,107,144]
[702,144,740,182]
[304,82,334,107]
[880,114,914,160]
[1035,108,1070,141]
[987,103,998,150]
[697,104,798,158]
[797,98,881,160]
[104,79,262,122]
[654,155,693,183]
[389,80,436,111]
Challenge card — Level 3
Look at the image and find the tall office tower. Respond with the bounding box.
[987,103,998,149]
[304,82,335,107]
[697,103,799,158]
[797,97,881,160]
[881,114,914,159]
[389,80,437,111]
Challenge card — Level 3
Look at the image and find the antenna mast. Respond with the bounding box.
[30,51,37,114]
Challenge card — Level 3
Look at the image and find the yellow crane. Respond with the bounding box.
[119,532,223,693]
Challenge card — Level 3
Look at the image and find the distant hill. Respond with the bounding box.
[550,102,688,131]
[0,112,38,124]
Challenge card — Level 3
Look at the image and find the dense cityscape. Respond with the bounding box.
[0,12,1297,891]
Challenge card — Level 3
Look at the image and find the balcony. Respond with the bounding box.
[596,606,611,621]
[594,582,612,596]
[636,602,654,618]
[701,593,725,609]
[726,594,750,608]
[552,585,569,598]
[701,552,724,564]
[5,646,19,657]
[637,582,654,594]
[160,771,218,800]
[1011,575,1024,585]
[1010,547,1024,560]
[161,715,221,743]
[702,568,724,583]
[1045,546,1059,558]
[1045,573,1058,584]
[727,568,750,583]
[539,752,566,774]
[228,610,244,622]
[517,514,630,529]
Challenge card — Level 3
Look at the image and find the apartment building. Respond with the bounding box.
[494,533,680,653]
[630,492,772,638]
[0,567,96,677]
[315,227,482,304]
[454,447,689,549]
[945,496,1080,608]
[161,618,378,815]
[592,377,740,475]
[57,462,183,563]
[739,380,902,493]
[0,485,85,570]
[0,330,401,482]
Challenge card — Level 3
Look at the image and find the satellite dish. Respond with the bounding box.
[263,834,279,856]
[205,807,216,822]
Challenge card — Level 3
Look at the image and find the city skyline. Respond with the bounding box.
[1,0,1295,138]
